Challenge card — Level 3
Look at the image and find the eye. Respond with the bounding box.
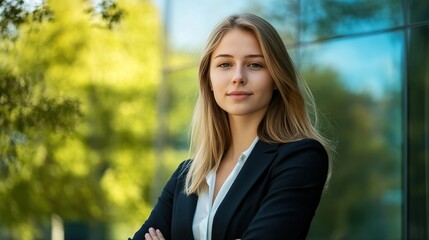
[218,63,232,68]
[248,63,263,69]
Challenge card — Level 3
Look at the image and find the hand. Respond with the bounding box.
[145,227,165,240]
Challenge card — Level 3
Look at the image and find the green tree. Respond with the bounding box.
[302,67,401,239]
[0,0,162,239]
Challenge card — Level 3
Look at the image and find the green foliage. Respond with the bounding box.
[0,0,164,239]
[97,0,125,29]
[166,53,199,149]
[0,0,52,40]
[302,67,401,239]
[0,68,82,162]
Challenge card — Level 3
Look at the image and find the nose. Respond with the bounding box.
[231,66,246,85]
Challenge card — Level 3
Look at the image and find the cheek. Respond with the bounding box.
[209,69,217,90]
[208,76,221,102]
[262,89,274,103]
[260,76,275,95]
[260,82,275,103]
[211,85,223,104]
[210,72,226,92]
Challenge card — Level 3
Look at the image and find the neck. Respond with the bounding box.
[227,115,261,158]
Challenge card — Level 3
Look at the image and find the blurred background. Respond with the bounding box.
[0,0,428,239]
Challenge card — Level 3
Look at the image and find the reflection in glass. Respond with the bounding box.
[407,25,429,239]
[298,32,403,239]
[247,0,300,44]
[410,0,429,23]
[301,0,403,41]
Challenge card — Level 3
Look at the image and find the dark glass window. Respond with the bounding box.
[410,0,429,23]
[298,32,403,239]
[250,0,300,44]
[301,0,403,42]
[406,24,429,240]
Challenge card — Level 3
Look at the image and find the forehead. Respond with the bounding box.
[212,29,262,56]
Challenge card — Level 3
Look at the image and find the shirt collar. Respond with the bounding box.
[206,136,259,182]
[240,136,259,163]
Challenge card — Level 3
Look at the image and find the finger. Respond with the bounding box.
[148,228,159,240]
[145,233,153,240]
[155,229,165,240]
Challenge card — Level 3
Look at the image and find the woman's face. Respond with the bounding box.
[209,29,274,120]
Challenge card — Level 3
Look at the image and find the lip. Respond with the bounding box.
[226,91,253,99]
[226,91,253,96]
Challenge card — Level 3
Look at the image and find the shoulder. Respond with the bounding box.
[173,159,192,179]
[273,138,328,172]
[277,138,327,159]
[160,160,192,194]
[278,138,326,152]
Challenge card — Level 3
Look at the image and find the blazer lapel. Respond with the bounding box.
[211,141,279,240]
[174,182,198,239]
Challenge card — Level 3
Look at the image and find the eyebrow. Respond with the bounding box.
[214,54,264,59]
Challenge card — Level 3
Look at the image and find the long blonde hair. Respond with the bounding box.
[185,13,331,195]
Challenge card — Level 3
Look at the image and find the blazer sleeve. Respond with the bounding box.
[129,161,189,240]
[242,139,329,240]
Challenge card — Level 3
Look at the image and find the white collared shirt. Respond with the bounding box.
[192,137,259,240]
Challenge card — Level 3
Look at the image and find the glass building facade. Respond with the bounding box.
[162,0,429,239]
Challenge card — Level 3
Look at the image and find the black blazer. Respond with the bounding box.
[130,138,328,240]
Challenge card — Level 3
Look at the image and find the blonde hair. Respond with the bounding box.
[185,13,331,195]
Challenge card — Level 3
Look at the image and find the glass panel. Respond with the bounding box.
[247,0,300,45]
[299,32,403,239]
[158,0,301,51]
[301,0,403,42]
[410,0,429,23]
[407,25,429,239]
[158,0,251,51]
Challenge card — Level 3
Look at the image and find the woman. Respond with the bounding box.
[130,13,332,240]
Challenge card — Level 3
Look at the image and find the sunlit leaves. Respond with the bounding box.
[0,0,162,238]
